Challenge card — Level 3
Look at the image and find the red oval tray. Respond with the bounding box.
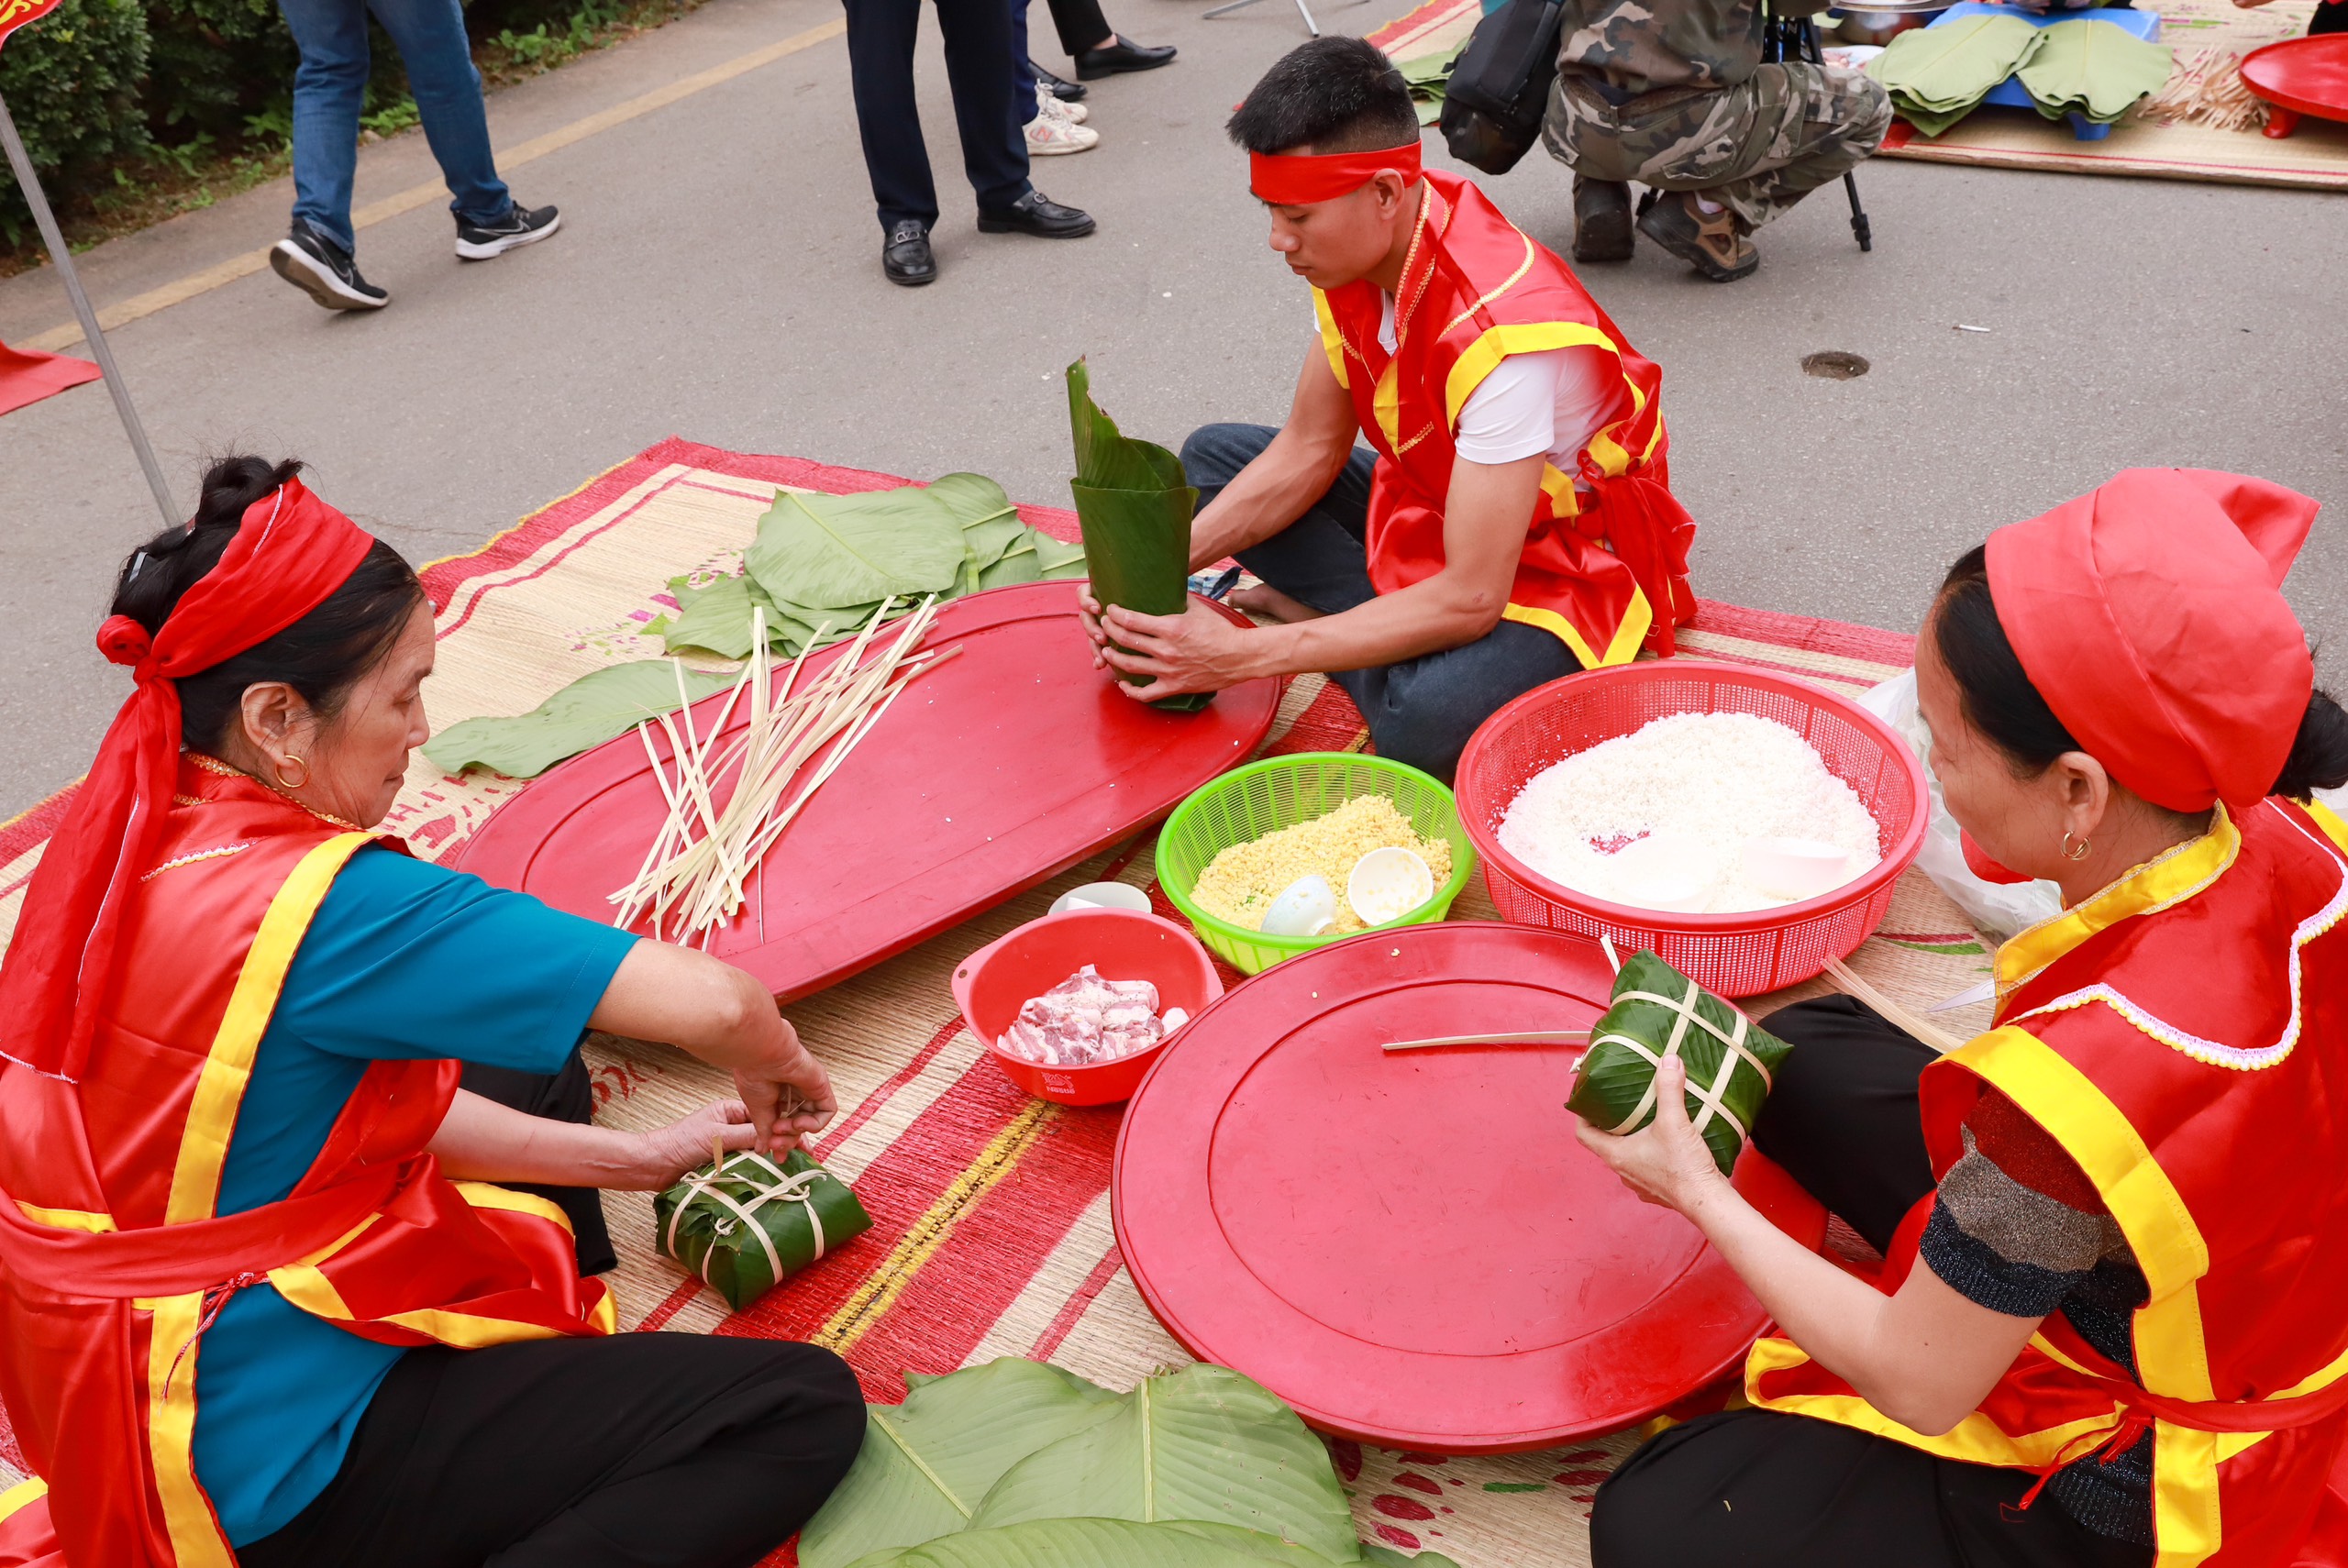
[1113,922,1826,1453]
[449,581,1281,1000]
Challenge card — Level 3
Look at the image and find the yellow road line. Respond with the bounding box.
[23,16,847,354]
[814,1099,1058,1355]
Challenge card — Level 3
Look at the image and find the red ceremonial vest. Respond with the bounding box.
[1748,798,2348,1568]
[1312,170,1695,666]
[0,760,615,1568]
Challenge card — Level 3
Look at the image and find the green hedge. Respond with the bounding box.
[0,0,610,245]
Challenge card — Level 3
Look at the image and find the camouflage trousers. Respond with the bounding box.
[1542,61,1891,234]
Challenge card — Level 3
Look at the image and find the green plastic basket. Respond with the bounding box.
[1156,753,1477,974]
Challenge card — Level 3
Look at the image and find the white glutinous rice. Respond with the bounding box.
[1497,712,1882,913]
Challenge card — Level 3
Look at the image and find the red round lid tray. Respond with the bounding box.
[1113,922,1826,1453]
[2241,35,2348,122]
[449,581,1281,1001]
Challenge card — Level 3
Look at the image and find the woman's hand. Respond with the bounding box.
[626,1099,759,1189]
[1095,600,1267,700]
[733,1013,837,1156]
[1571,1055,1732,1217]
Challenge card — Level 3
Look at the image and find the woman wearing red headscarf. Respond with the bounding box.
[0,458,866,1568]
[1578,469,2348,1567]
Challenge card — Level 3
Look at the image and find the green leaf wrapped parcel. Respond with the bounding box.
[653,1147,872,1311]
[1066,359,1213,713]
[1565,951,1796,1177]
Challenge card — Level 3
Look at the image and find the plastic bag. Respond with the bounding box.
[1855,668,2062,942]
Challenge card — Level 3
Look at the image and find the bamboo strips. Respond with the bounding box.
[610,598,956,945]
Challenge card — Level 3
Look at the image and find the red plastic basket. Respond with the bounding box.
[1454,663,1931,998]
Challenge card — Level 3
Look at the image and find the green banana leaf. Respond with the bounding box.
[926,473,1028,564]
[1565,950,1797,1178]
[1398,41,1465,126]
[800,1360,1125,1568]
[652,1147,871,1312]
[662,571,778,659]
[1066,359,1213,713]
[1363,1550,1459,1568]
[422,659,734,778]
[969,1364,1357,1563]
[2013,18,2171,124]
[1866,15,2046,135]
[748,487,969,609]
[841,1518,1354,1568]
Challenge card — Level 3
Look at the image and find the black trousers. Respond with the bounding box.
[239,1335,866,1567]
[461,1046,616,1276]
[1181,422,1585,783]
[1038,0,1111,55]
[843,0,1030,232]
[1588,997,2154,1568]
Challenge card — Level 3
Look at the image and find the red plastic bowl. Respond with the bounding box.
[954,907,1225,1106]
[1454,662,1931,997]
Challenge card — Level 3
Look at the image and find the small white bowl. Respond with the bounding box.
[1260,874,1339,937]
[1348,846,1434,927]
[1050,881,1155,917]
[1741,837,1854,903]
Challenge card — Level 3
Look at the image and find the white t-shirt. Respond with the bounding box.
[1343,291,1622,472]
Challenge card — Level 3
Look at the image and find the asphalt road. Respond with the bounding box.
[1,0,2343,807]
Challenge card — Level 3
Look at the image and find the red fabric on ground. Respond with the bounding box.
[0,343,97,418]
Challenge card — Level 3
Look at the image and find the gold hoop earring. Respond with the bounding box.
[2061,830,2091,862]
[274,754,311,791]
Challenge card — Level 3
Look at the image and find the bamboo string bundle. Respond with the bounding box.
[612,598,957,944]
[2142,46,2269,132]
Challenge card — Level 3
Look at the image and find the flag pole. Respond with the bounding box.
[0,87,177,525]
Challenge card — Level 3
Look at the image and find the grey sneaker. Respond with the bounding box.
[455,201,561,260]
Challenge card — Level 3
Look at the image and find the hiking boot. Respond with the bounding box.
[455,200,561,260]
[269,220,389,311]
[1636,191,1757,282]
[1571,177,1634,263]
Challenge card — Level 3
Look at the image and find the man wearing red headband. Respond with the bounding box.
[1080,37,1692,782]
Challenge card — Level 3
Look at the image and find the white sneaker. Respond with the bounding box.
[1024,111,1099,155]
[1036,83,1089,126]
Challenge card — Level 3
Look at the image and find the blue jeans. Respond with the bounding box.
[277,0,513,253]
[1182,423,1585,782]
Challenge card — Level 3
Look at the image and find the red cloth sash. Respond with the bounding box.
[1249,143,1423,204]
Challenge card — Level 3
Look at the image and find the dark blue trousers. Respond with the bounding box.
[1180,422,1584,782]
[843,0,1031,232]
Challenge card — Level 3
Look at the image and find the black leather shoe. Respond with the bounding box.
[976,190,1096,238]
[1571,176,1634,263]
[882,220,936,285]
[1074,34,1176,80]
[1032,59,1087,101]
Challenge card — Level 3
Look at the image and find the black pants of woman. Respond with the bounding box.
[240,1335,865,1568]
[1589,997,2154,1568]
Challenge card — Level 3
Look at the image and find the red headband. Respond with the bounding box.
[0,478,376,1079]
[1984,468,2319,813]
[1249,142,1423,205]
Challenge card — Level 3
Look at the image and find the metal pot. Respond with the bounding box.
[1832,5,1946,43]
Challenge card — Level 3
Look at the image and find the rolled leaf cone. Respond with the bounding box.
[654,1146,872,1311]
[1565,950,1796,1177]
[1067,359,1213,713]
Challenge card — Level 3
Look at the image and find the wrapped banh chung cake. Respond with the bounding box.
[655,1147,873,1311]
[1566,951,1796,1177]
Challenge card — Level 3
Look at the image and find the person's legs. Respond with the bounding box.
[238,1335,867,1568]
[842,0,941,231]
[1043,0,1113,56]
[1182,424,1383,617]
[276,0,374,253]
[934,0,1033,215]
[460,1044,615,1275]
[1752,994,1940,1253]
[367,0,513,227]
[1693,62,1891,234]
[1335,621,1580,781]
[2313,0,2348,34]
[1013,0,1039,110]
[1591,1408,2154,1568]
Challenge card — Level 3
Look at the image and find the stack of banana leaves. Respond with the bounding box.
[2014,19,2173,127]
[659,473,1089,661]
[1866,13,2047,136]
[1067,359,1213,713]
[799,1357,1458,1568]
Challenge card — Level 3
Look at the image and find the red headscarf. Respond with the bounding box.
[1984,468,2320,814]
[0,479,375,1080]
[1249,142,1423,204]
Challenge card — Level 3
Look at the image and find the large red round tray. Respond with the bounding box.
[1113,922,1826,1453]
[450,581,1281,1001]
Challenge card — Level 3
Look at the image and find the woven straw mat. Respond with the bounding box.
[0,439,1996,1567]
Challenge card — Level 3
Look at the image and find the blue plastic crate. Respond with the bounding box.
[1923,1,2161,139]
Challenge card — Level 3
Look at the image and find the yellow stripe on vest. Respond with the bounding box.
[164,833,378,1227]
